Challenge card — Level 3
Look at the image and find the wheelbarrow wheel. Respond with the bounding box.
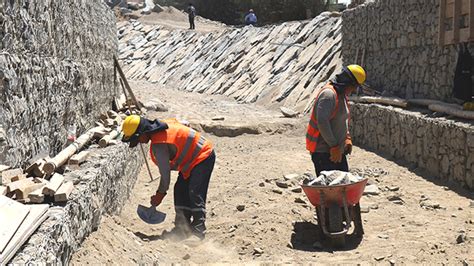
[328,203,345,247]
[353,203,364,237]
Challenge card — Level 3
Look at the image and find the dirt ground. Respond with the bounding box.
[71,81,473,265]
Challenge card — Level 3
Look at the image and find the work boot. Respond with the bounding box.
[160,226,189,241]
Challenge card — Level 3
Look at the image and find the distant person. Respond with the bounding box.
[245,9,257,26]
[306,65,366,176]
[187,3,196,30]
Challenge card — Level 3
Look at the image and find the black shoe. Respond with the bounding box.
[161,226,190,241]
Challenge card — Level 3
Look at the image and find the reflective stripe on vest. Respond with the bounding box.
[306,84,339,153]
[150,122,212,179]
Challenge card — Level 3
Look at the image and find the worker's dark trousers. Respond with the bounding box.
[189,16,195,29]
[311,152,348,177]
[174,151,215,237]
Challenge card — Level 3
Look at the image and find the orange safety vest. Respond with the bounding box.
[306,84,350,153]
[149,120,213,179]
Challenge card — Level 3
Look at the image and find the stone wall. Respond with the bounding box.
[120,14,343,113]
[12,143,143,264]
[342,0,473,101]
[0,0,118,167]
[350,103,474,189]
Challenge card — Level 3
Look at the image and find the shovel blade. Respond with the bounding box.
[137,204,166,224]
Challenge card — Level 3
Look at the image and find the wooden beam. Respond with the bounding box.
[349,96,408,108]
[28,186,46,203]
[42,173,64,196]
[113,55,142,109]
[69,151,91,165]
[54,181,74,202]
[6,178,34,194]
[429,103,474,119]
[14,178,48,200]
[99,127,121,148]
[408,98,443,107]
[43,126,103,175]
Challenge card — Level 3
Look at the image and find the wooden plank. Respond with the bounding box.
[0,196,30,254]
[69,151,90,165]
[14,179,48,200]
[0,186,7,196]
[440,0,447,45]
[25,156,49,178]
[0,204,48,265]
[54,181,74,202]
[42,173,64,196]
[1,169,23,186]
[99,127,121,148]
[349,96,408,108]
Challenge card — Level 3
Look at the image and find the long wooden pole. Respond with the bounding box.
[113,55,154,182]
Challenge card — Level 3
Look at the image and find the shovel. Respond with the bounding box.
[137,204,166,224]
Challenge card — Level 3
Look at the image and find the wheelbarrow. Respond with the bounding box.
[302,178,368,247]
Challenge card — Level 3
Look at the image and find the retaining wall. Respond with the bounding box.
[342,0,473,101]
[0,0,118,167]
[350,103,474,189]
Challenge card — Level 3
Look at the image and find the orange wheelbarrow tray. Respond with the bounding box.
[301,178,368,239]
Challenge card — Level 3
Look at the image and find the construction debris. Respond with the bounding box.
[54,181,74,202]
[305,170,364,186]
[1,169,23,185]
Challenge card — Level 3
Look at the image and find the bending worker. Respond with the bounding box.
[122,115,215,239]
[306,65,366,176]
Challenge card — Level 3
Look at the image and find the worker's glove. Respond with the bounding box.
[329,146,343,163]
[150,192,167,207]
[344,137,353,155]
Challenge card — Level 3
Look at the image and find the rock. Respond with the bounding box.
[284,173,299,181]
[211,116,225,121]
[183,254,191,260]
[378,234,389,239]
[360,206,370,213]
[275,181,289,188]
[294,197,306,204]
[364,184,380,195]
[272,189,283,194]
[253,247,264,255]
[389,259,396,265]
[142,99,169,112]
[259,182,265,187]
[387,186,400,191]
[470,200,474,208]
[236,205,245,212]
[287,242,294,249]
[456,233,467,244]
[280,107,299,118]
[290,187,302,193]
[420,200,442,210]
[374,255,385,261]
[387,195,405,205]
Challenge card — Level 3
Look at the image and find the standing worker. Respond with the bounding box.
[187,3,196,30]
[122,115,215,240]
[306,65,366,176]
[245,9,257,26]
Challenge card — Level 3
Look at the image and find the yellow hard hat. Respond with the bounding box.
[347,64,366,85]
[122,115,141,137]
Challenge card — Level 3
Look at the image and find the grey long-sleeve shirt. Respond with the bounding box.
[151,143,177,194]
[313,88,349,153]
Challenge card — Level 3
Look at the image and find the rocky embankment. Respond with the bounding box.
[118,13,342,113]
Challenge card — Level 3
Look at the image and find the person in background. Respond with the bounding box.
[306,65,366,176]
[245,9,257,26]
[187,3,196,30]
